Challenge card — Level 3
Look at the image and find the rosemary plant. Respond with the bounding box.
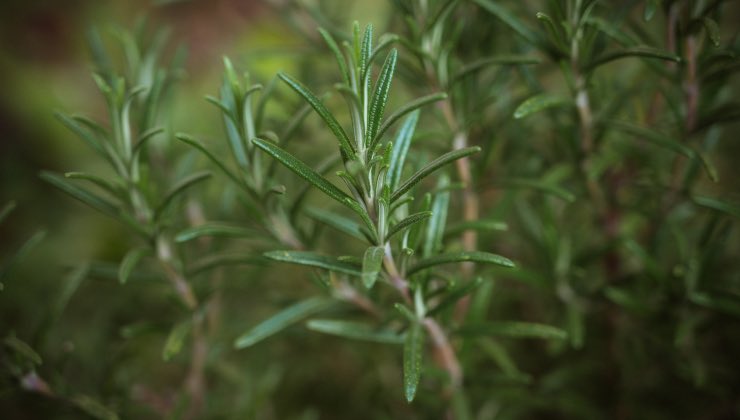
[3,1,739,419]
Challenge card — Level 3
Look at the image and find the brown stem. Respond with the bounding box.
[183,314,207,420]
[423,318,463,390]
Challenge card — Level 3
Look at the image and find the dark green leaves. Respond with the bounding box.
[376,93,446,143]
[403,322,424,402]
[118,247,149,284]
[514,94,571,119]
[154,171,212,219]
[318,28,350,85]
[367,49,398,145]
[387,211,432,241]
[702,18,721,47]
[40,171,119,217]
[306,319,404,344]
[264,250,362,276]
[387,111,418,190]
[459,321,567,340]
[162,320,190,361]
[362,246,385,288]
[408,251,515,276]
[391,147,481,202]
[174,223,257,243]
[253,138,355,209]
[278,72,355,158]
[253,137,377,238]
[585,46,681,72]
[234,297,334,349]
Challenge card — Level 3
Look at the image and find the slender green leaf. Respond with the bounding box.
[513,94,571,119]
[376,93,446,143]
[403,322,424,402]
[444,220,507,238]
[154,171,212,219]
[118,247,149,284]
[318,28,351,85]
[234,297,334,349]
[690,291,740,318]
[408,251,515,276]
[362,246,385,288]
[391,147,480,202]
[586,46,681,72]
[702,17,720,47]
[71,395,119,420]
[278,72,355,157]
[367,49,398,145]
[175,133,242,186]
[693,195,740,218]
[306,319,404,344]
[428,277,484,317]
[65,172,125,199]
[0,230,46,285]
[175,222,257,243]
[478,338,531,382]
[305,206,365,241]
[55,112,106,157]
[388,211,432,241]
[0,200,16,225]
[473,0,540,44]
[452,55,540,83]
[3,335,42,365]
[264,250,362,276]
[187,253,266,276]
[609,120,718,181]
[253,138,356,211]
[162,320,191,361]
[387,111,418,190]
[644,0,658,21]
[423,176,450,257]
[50,264,90,322]
[395,303,417,322]
[502,177,576,202]
[536,12,567,52]
[459,321,567,340]
[586,16,640,45]
[360,23,373,73]
[41,171,120,217]
[43,172,146,235]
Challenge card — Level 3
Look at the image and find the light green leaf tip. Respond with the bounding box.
[362,246,385,288]
[403,322,424,402]
[513,94,570,119]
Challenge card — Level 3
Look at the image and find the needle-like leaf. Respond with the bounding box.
[391,147,480,202]
[407,251,515,276]
[513,94,571,119]
[403,322,424,402]
[458,321,567,340]
[278,72,355,158]
[367,49,398,146]
[118,247,149,284]
[387,211,432,241]
[174,223,258,243]
[306,319,404,344]
[376,93,446,143]
[234,297,335,349]
[264,250,362,276]
[162,320,191,361]
[362,246,385,288]
[154,171,212,220]
[585,46,681,72]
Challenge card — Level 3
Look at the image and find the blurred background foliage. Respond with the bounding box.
[1,0,740,419]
